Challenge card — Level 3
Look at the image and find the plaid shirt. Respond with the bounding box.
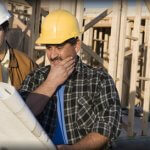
[18,56,122,148]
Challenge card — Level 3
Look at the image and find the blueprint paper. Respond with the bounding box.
[0,82,56,150]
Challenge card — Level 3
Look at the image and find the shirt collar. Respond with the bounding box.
[66,56,86,82]
[74,55,85,73]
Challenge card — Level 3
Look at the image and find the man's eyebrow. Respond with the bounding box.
[45,42,66,48]
[57,43,66,47]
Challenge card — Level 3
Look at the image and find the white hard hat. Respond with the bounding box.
[0,0,11,25]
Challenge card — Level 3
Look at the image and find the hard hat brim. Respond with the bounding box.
[35,32,81,45]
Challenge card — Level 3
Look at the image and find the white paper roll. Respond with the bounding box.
[0,82,56,150]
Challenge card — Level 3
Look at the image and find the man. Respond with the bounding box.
[0,1,37,89]
[19,9,122,150]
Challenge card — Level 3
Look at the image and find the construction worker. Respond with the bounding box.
[19,9,122,150]
[0,1,37,89]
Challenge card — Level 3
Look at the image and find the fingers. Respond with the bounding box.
[60,57,75,66]
[66,62,75,73]
[64,59,75,69]
[67,66,74,76]
[59,57,75,73]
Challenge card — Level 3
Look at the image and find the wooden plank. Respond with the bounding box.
[75,0,84,57]
[34,0,41,41]
[60,0,76,15]
[99,30,103,58]
[81,42,102,64]
[76,0,84,30]
[144,19,150,45]
[36,56,45,65]
[35,45,46,50]
[93,39,106,42]
[28,1,36,59]
[94,23,111,27]
[93,30,97,53]
[85,20,145,32]
[44,52,50,66]
[48,0,61,12]
[138,77,150,81]
[144,0,150,13]
[126,35,138,41]
[82,19,93,64]
[13,16,30,36]
[103,30,109,69]
[142,18,150,135]
[124,48,132,57]
[125,22,133,48]
[28,0,41,59]
[84,15,150,21]
[116,0,128,102]
[48,0,78,15]
[121,21,133,107]
[128,0,142,136]
[108,0,122,81]
[83,8,112,32]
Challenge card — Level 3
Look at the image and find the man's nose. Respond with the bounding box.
[50,47,59,59]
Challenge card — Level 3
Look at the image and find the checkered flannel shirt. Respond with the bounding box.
[18,56,122,147]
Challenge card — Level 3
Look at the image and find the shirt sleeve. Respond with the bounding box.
[91,74,122,142]
[18,70,45,101]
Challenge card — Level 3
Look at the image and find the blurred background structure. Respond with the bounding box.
[4,0,150,139]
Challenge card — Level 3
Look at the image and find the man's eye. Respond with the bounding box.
[57,46,63,49]
[46,45,52,49]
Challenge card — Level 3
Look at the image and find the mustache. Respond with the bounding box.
[50,56,63,62]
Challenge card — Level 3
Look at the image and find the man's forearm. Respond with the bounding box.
[57,132,108,150]
[26,79,57,115]
[26,56,75,116]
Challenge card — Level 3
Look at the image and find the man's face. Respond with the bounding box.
[46,41,80,66]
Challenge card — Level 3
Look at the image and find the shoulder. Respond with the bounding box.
[11,48,38,70]
[19,65,50,92]
[12,49,32,60]
[12,49,37,67]
[81,63,116,89]
[82,62,112,81]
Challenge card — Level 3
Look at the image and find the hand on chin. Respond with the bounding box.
[51,60,61,66]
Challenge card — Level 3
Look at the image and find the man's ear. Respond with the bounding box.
[75,39,81,53]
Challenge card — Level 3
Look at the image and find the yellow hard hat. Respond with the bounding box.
[36,9,80,45]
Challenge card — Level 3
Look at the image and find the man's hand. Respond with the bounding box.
[57,144,72,150]
[26,56,75,115]
[46,57,75,88]
[56,133,108,150]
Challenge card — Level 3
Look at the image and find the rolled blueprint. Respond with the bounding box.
[0,82,56,150]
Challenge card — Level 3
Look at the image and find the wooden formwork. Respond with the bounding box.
[4,0,150,137]
[83,0,150,137]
